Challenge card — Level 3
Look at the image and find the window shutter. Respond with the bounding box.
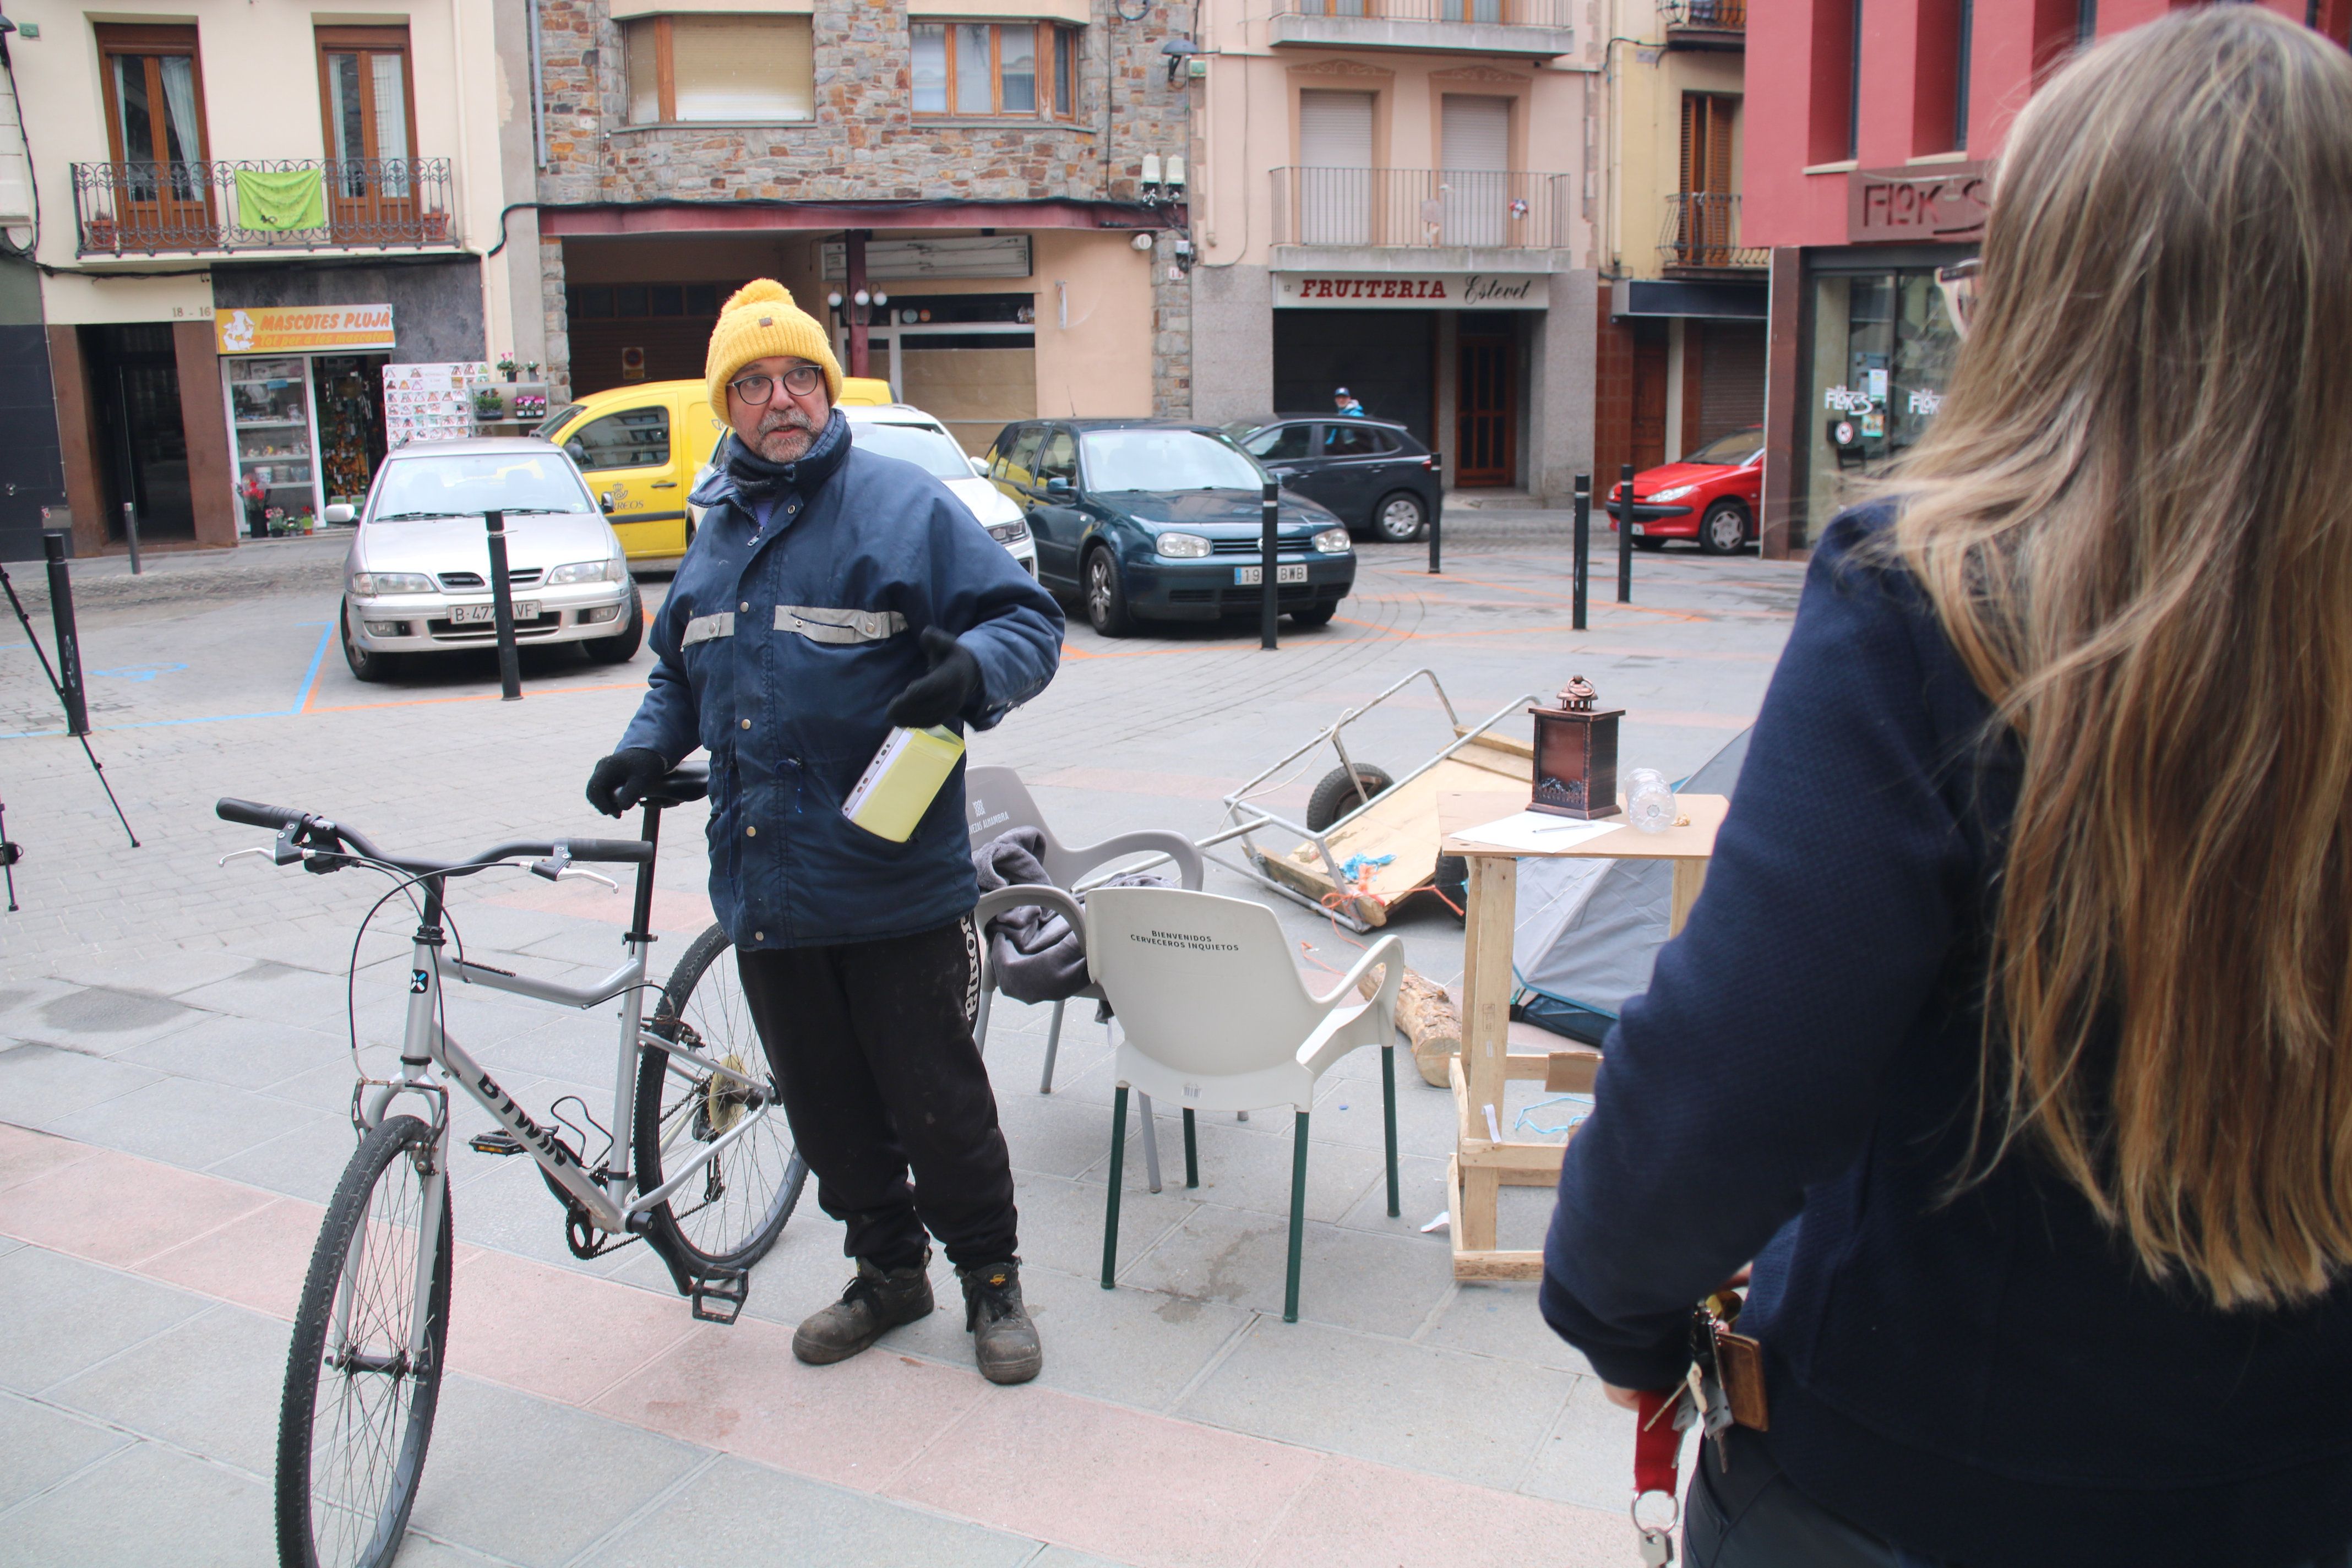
[1680,94,1700,194]
[1698,323,1767,446]
[670,17,814,121]
[1705,97,1735,194]
[1441,94,1509,171]
[1299,90,1374,168]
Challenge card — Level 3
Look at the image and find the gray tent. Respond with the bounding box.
[1509,727,1752,1046]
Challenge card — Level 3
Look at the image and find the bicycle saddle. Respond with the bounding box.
[642,761,709,808]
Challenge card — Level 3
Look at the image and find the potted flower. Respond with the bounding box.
[496,352,520,383]
[420,210,450,243]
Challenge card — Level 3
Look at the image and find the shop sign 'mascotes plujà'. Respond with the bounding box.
[215,304,397,356]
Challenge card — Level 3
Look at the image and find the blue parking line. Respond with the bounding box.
[1,621,335,740]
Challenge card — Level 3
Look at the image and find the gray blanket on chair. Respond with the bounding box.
[972,826,1166,1005]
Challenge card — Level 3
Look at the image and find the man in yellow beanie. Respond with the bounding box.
[585,280,1064,1385]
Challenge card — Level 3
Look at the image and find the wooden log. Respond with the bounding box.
[1358,963,1464,1086]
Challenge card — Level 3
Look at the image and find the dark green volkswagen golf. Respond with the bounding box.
[979,418,1356,638]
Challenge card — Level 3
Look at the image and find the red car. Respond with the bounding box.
[1604,427,1764,554]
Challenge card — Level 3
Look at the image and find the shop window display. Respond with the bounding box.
[1801,266,1963,547]
[228,356,317,537]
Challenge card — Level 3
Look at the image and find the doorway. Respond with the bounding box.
[1455,329,1516,487]
[1631,318,1669,473]
[312,353,389,506]
[84,323,194,541]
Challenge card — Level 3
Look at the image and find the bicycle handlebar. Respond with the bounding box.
[215,798,654,876]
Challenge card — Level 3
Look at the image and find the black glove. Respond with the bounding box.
[887,627,983,729]
[586,748,668,818]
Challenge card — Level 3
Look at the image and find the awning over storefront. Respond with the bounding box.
[1615,279,1766,319]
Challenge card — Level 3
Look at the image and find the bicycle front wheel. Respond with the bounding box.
[634,922,807,1272]
[277,1112,452,1568]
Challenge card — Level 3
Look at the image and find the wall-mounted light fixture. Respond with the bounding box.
[1159,37,1201,84]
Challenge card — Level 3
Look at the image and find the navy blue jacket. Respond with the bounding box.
[617,417,1063,949]
[1541,511,2352,1568]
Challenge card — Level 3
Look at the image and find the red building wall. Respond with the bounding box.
[1744,0,2327,251]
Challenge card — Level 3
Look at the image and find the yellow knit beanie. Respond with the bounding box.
[704,280,843,412]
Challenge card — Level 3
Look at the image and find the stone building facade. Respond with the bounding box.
[510,0,1195,437]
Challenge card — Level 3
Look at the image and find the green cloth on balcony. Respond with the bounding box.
[233,167,326,233]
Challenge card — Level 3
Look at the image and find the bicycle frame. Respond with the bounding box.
[357,807,772,1241]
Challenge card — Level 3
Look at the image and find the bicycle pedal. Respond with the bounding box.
[469,1129,526,1157]
[689,1266,749,1326]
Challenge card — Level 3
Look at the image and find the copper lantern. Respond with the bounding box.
[1528,677,1623,819]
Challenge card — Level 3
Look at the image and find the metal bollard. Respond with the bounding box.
[42,533,90,736]
[1572,473,1591,631]
[1259,478,1280,651]
[121,502,142,576]
[1616,462,1634,605]
[483,509,523,701]
[1427,452,1444,575]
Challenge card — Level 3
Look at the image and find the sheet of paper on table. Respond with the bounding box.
[1453,811,1624,854]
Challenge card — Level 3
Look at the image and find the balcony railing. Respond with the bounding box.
[72,159,457,255]
[1272,0,1575,25]
[1272,167,1571,250]
[1659,192,1766,271]
[1667,0,1744,29]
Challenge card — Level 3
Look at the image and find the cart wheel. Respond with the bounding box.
[1306,764,1395,832]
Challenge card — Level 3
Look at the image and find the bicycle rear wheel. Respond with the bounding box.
[634,922,807,1271]
[277,1112,452,1568]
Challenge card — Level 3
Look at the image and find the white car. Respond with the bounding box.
[337,438,643,682]
[687,403,1039,575]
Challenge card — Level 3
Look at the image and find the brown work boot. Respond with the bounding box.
[792,1257,934,1365]
[957,1259,1043,1385]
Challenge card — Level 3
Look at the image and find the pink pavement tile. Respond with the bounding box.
[1246,1453,1628,1568]
[138,1196,325,1320]
[0,1143,273,1268]
[446,1250,699,1407]
[886,1387,1327,1568]
[0,1121,100,1193]
[590,1315,989,1490]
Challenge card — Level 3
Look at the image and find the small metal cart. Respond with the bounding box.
[1195,669,1544,932]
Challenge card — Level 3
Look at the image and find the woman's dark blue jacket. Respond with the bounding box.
[1540,509,2352,1568]
[617,418,1063,950]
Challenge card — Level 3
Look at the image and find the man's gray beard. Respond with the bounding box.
[751,410,819,462]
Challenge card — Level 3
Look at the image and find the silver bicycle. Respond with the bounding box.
[216,763,806,1568]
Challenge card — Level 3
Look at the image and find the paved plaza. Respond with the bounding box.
[0,516,1800,1567]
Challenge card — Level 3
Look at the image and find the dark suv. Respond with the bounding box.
[1223,416,1441,543]
[982,418,1356,638]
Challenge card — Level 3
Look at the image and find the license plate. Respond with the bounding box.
[1234,564,1309,586]
[450,601,537,624]
[1630,524,1646,536]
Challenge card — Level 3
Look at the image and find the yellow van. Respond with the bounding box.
[539,375,897,561]
[538,381,722,564]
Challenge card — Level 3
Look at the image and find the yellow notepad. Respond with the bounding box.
[842,726,966,842]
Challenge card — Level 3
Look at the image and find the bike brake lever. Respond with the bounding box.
[218,845,274,868]
[557,867,619,892]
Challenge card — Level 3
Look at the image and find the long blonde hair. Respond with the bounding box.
[1890,7,2352,1310]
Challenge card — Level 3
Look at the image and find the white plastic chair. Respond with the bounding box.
[1084,885,1403,1323]
[966,763,1202,1096]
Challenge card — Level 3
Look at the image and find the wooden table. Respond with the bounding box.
[1436,790,1727,1281]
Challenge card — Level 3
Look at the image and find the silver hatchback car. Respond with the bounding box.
[340,439,644,682]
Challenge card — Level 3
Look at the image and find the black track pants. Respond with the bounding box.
[734,914,1017,1271]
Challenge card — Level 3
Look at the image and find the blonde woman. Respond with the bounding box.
[1539,12,2352,1567]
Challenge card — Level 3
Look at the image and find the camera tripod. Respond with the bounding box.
[0,548,141,912]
